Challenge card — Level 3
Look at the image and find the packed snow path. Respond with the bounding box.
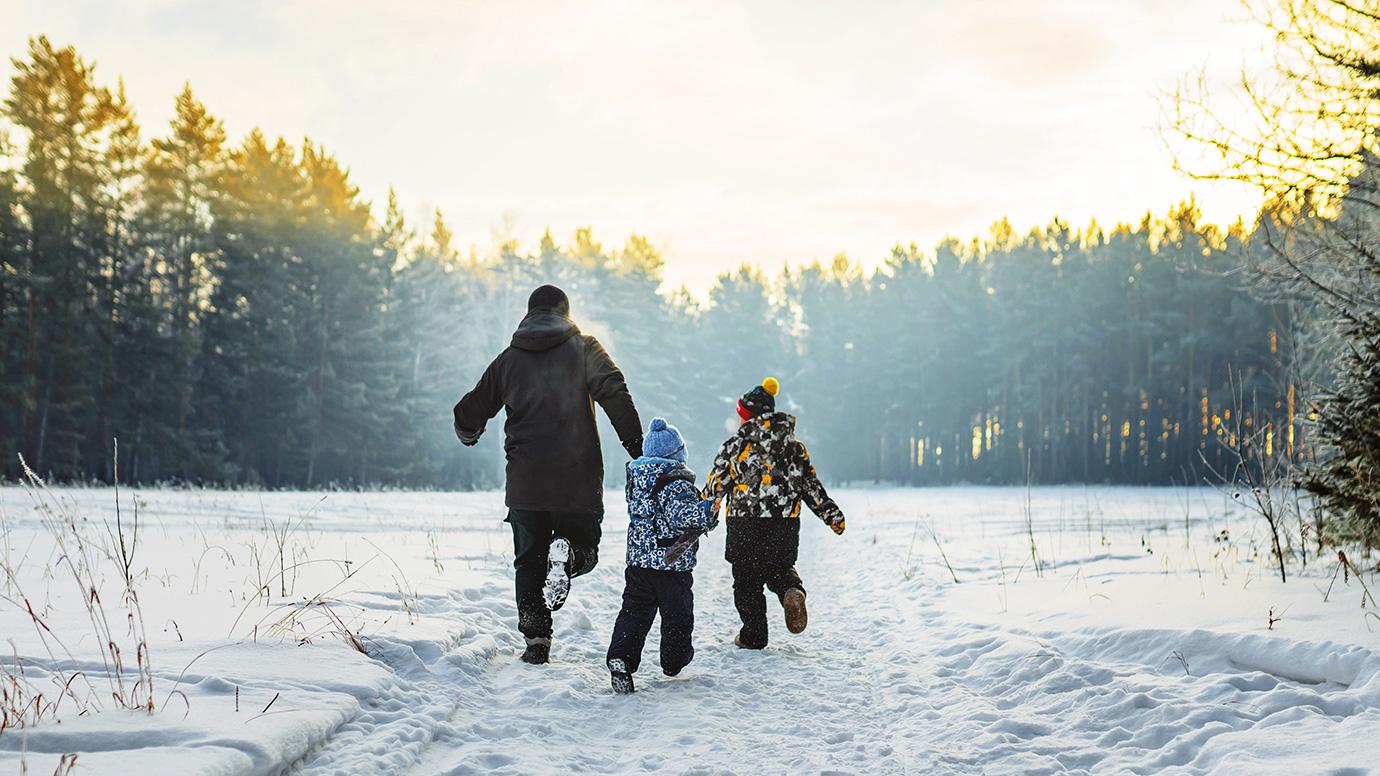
[290,496,1380,775]
[4,487,1379,774]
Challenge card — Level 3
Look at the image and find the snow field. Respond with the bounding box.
[1,486,1378,774]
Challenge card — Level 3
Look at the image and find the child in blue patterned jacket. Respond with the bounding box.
[605,417,719,694]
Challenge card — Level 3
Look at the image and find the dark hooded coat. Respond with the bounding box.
[453,308,642,514]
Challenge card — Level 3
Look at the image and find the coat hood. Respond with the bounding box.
[738,411,797,444]
[511,309,580,351]
[629,455,692,479]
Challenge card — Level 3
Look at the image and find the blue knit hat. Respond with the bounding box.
[642,417,687,461]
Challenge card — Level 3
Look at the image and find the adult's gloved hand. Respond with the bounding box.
[454,421,482,447]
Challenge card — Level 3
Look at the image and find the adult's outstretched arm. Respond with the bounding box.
[453,357,503,446]
[584,336,643,458]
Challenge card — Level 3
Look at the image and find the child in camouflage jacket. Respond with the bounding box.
[702,377,846,649]
[605,417,719,693]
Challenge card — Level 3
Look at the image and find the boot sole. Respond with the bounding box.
[608,659,635,694]
[783,589,808,634]
[734,633,764,650]
[543,538,571,611]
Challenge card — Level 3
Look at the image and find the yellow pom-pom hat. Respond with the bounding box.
[737,376,780,421]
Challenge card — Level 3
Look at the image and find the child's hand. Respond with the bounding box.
[827,514,845,535]
[704,498,722,531]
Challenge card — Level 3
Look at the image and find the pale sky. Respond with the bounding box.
[2,0,1271,292]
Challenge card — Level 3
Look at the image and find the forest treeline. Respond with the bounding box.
[0,37,1306,489]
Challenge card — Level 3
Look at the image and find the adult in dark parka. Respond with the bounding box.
[454,285,642,664]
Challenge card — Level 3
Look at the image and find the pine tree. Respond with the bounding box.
[1304,313,1380,547]
[0,128,30,468]
[371,190,430,483]
[198,131,311,484]
[92,80,145,480]
[0,37,1319,491]
[386,208,491,485]
[690,266,787,465]
[137,84,226,478]
[4,36,119,477]
[297,142,388,484]
[583,234,681,477]
[788,253,868,481]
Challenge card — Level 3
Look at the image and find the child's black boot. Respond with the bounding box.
[608,658,635,694]
[521,637,551,664]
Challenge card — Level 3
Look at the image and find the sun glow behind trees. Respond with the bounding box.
[0,35,1304,489]
[0,0,1278,292]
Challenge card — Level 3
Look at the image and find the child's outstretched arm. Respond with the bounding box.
[786,440,846,535]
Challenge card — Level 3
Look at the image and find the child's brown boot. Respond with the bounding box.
[783,588,808,634]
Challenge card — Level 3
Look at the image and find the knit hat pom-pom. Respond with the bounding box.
[643,417,687,461]
[762,377,779,397]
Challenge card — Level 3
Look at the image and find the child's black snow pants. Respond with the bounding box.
[730,562,805,649]
[606,566,696,676]
[725,515,805,649]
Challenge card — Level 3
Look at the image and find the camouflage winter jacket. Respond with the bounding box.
[702,412,844,529]
[625,457,718,572]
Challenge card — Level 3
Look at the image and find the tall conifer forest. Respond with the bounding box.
[0,37,1310,489]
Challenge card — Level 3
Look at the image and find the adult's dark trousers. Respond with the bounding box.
[605,566,695,676]
[731,562,804,649]
[507,508,602,639]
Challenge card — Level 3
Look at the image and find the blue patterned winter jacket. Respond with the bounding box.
[625,456,717,572]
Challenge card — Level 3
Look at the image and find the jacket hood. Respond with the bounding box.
[629,456,694,478]
[739,411,796,443]
[511,309,580,351]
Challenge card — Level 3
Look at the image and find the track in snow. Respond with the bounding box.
[294,514,1380,776]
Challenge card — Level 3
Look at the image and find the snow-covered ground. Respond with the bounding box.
[1,485,1378,775]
